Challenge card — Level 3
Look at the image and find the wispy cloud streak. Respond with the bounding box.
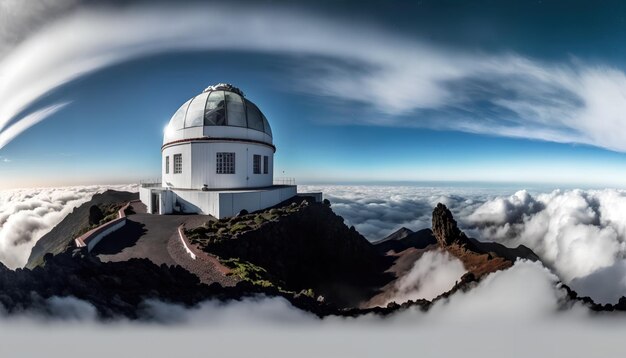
[1,3,626,151]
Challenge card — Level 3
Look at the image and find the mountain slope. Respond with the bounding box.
[373,227,437,254]
[26,190,138,269]
[187,198,392,308]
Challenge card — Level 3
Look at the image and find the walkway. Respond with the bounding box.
[92,202,238,286]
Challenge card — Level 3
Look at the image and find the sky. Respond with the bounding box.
[1,0,626,189]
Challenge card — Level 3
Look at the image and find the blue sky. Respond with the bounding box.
[1,0,626,189]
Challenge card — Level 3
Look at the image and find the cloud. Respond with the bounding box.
[388,249,466,304]
[303,185,626,304]
[467,189,626,303]
[0,103,69,149]
[2,261,626,358]
[0,184,137,269]
[2,3,626,152]
[0,183,624,355]
[0,0,80,56]
[300,184,487,240]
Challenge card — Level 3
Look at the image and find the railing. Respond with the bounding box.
[140,179,162,188]
[273,177,296,186]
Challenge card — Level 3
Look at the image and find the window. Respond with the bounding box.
[216,152,235,174]
[225,92,247,127]
[253,155,261,174]
[263,156,269,174]
[185,92,209,127]
[204,91,226,126]
[245,99,265,132]
[262,114,272,136]
[173,154,182,174]
[169,99,192,131]
[165,156,170,174]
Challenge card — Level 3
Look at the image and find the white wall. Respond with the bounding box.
[140,187,175,214]
[86,218,126,252]
[162,141,274,190]
[139,187,152,212]
[173,190,220,215]
[172,186,296,218]
[162,143,193,189]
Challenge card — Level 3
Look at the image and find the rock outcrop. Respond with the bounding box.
[431,203,538,278]
[432,203,473,247]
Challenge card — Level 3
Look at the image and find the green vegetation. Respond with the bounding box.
[73,203,124,239]
[182,199,319,296]
[184,198,312,246]
[221,258,278,288]
[221,258,315,297]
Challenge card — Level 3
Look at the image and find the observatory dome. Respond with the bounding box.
[163,83,273,145]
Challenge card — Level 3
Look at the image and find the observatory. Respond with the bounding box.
[139,83,305,218]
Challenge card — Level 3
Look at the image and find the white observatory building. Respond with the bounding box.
[139,83,304,218]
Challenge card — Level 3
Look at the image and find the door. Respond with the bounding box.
[151,193,159,214]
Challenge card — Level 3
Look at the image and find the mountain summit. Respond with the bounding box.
[432,203,473,247]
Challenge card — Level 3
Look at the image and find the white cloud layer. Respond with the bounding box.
[0,184,137,269]
[0,184,624,355]
[467,189,626,304]
[2,260,626,358]
[304,185,626,304]
[2,3,626,151]
[300,184,491,240]
[389,249,466,304]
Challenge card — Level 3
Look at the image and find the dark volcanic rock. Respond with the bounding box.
[88,205,104,226]
[468,238,540,262]
[203,199,392,308]
[430,203,539,279]
[432,203,472,247]
[382,227,414,242]
[0,250,399,320]
[373,228,437,254]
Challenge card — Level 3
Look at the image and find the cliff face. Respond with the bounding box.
[26,190,138,269]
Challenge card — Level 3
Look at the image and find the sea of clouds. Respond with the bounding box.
[0,184,137,269]
[3,183,626,304]
[302,185,626,304]
[0,184,624,356]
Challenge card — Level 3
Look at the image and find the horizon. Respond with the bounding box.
[3,178,626,192]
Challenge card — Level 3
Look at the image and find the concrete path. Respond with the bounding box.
[92,203,238,286]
